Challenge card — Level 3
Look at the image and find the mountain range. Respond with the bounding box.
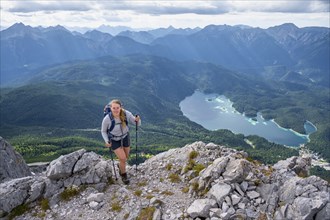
[0,22,329,164]
[1,22,329,87]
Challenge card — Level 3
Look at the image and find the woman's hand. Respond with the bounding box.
[105,142,112,148]
[135,115,140,122]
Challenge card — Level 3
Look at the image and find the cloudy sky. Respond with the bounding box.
[1,0,329,30]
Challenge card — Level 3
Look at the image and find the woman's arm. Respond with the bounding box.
[101,116,111,143]
[126,110,141,126]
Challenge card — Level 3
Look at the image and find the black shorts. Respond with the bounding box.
[110,134,130,151]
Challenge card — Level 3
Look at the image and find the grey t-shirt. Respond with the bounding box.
[101,110,141,142]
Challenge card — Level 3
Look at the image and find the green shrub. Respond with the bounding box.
[182,186,189,193]
[137,181,147,187]
[60,186,80,201]
[161,190,174,195]
[184,159,196,173]
[8,203,30,220]
[134,190,142,197]
[145,194,154,199]
[40,198,50,211]
[193,163,206,175]
[137,207,156,220]
[191,182,199,192]
[165,163,173,171]
[111,200,122,212]
[189,151,198,160]
[168,173,181,183]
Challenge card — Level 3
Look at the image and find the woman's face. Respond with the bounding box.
[111,103,121,116]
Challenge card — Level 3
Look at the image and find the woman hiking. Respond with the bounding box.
[101,99,141,184]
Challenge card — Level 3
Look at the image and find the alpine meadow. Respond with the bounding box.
[0,22,329,180]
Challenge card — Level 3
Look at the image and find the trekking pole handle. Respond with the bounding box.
[104,141,111,148]
[135,114,139,130]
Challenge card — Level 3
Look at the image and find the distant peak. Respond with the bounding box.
[13,22,25,27]
[272,23,299,30]
[4,22,34,33]
[234,24,253,29]
[9,22,30,29]
[203,24,236,31]
[86,29,103,34]
[46,25,69,32]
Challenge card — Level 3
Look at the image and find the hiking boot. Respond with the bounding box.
[120,172,130,185]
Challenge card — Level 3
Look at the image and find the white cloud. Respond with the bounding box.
[215,0,330,13]
[1,0,329,29]
[4,0,329,14]
[6,1,93,13]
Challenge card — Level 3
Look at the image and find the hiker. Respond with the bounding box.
[101,99,141,184]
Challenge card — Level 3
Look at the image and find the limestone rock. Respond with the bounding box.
[208,182,232,205]
[222,158,251,183]
[0,136,31,183]
[0,176,34,213]
[186,198,217,218]
[46,149,86,180]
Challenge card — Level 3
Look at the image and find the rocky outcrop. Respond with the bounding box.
[0,140,329,220]
[0,149,113,217]
[187,152,329,220]
[0,137,31,183]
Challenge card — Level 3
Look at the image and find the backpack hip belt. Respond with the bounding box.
[109,132,128,142]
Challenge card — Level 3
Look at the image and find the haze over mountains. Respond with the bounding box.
[1,22,329,87]
[1,22,329,165]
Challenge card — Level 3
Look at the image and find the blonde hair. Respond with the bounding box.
[109,99,126,128]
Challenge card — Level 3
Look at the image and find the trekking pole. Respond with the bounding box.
[135,115,138,174]
[106,144,118,181]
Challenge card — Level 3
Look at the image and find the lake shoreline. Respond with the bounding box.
[180,90,317,147]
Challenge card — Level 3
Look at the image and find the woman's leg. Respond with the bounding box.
[113,148,127,174]
[119,134,131,172]
[123,146,130,160]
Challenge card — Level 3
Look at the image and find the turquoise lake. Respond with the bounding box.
[179,91,317,147]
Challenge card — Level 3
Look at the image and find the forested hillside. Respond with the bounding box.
[1,55,329,165]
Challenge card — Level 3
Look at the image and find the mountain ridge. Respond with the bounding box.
[1,22,329,86]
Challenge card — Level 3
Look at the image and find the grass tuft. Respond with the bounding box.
[161,190,174,195]
[40,198,50,211]
[182,186,189,193]
[137,181,147,187]
[165,163,173,171]
[193,163,206,175]
[137,207,156,220]
[189,151,198,160]
[111,200,122,212]
[8,203,30,220]
[134,190,142,197]
[168,173,181,183]
[60,186,80,201]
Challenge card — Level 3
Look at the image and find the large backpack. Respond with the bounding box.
[103,105,128,133]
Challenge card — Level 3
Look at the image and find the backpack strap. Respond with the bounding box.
[106,110,128,133]
[108,112,116,132]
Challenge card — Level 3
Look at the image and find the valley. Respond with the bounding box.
[0,23,329,181]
